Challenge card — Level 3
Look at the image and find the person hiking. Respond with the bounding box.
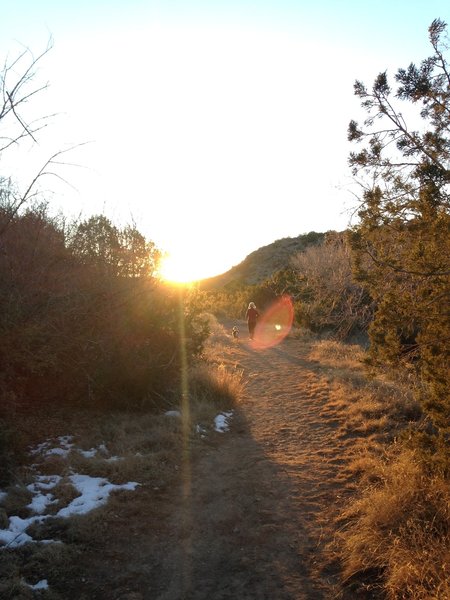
[245,302,260,340]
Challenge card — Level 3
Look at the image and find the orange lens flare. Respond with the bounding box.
[253,295,294,349]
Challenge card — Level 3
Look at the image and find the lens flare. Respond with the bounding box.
[177,290,193,589]
[253,295,294,349]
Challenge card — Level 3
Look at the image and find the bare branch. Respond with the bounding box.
[0,143,90,236]
[0,42,53,147]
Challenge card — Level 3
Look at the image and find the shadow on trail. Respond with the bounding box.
[271,343,318,370]
[144,316,341,599]
[157,406,332,600]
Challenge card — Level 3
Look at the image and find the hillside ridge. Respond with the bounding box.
[200,230,330,289]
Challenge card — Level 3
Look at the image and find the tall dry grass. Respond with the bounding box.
[308,337,450,598]
[310,337,450,599]
[309,339,366,370]
[339,448,450,600]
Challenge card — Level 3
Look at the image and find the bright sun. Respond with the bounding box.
[159,253,205,284]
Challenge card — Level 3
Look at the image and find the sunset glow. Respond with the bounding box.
[159,253,206,284]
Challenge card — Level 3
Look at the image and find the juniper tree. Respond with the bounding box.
[348,19,450,435]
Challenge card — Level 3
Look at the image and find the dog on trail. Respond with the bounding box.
[232,326,239,340]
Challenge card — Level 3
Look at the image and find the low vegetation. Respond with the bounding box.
[308,336,450,600]
[339,448,450,600]
[0,199,213,474]
[0,343,243,598]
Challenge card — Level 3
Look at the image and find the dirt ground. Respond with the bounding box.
[42,318,358,600]
[147,318,354,600]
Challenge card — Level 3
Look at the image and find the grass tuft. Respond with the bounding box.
[338,448,450,599]
[189,364,243,410]
[309,339,366,370]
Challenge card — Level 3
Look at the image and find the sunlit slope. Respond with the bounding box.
[199,231,329,289]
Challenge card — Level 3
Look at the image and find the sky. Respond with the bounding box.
[1,0,449,280]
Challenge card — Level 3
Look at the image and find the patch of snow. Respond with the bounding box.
[27,493,57,515]
[0,473,139,548]
[78,448,97,458]
[0,438,140,549]
[56,474,139,518]
[26,475,61,515]
[45,447,68,457]
[195,424,207,437]
[31,438,117,462]
[30,441,50,456]
[28,475,62,491]
[0,515,47,547]
[165,410,181,418]
[31,436,74,459]
[24,579,49,590]
[57,435,73,446]
[214,411,234,433]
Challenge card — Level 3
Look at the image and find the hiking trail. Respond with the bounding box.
[157,317,353,600]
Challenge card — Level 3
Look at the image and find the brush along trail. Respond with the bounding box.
[154,317,355,600]
[57,318,357,600]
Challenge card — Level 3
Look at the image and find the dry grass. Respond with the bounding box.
[322,369,420,463]
[313,337,449,599]
[338,448,450,600]
[189,363,243,405]
[289,325,318,342]
[0,359,243,598]
[309,339,366,370]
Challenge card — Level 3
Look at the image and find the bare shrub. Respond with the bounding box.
[291,233,372,339]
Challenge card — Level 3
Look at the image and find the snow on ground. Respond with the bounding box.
[56,475,139,518]
[26,475,61,514]
[24,579,49,590]
[31,435,75,458]
[0,515,48,547]
[165,410,181,418]
[0,410,233,551]
[30,436,113,460]
[214,411,234,433]
[165,408,234,434]
[0,438,139,550]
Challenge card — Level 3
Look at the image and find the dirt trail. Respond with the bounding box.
[158,318,352,600]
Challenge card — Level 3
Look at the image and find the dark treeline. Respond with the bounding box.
[347,19,450,461]
[0,198,209,482]
[0,45,211,486]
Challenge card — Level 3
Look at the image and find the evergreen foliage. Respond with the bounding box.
[348,19,450,441]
